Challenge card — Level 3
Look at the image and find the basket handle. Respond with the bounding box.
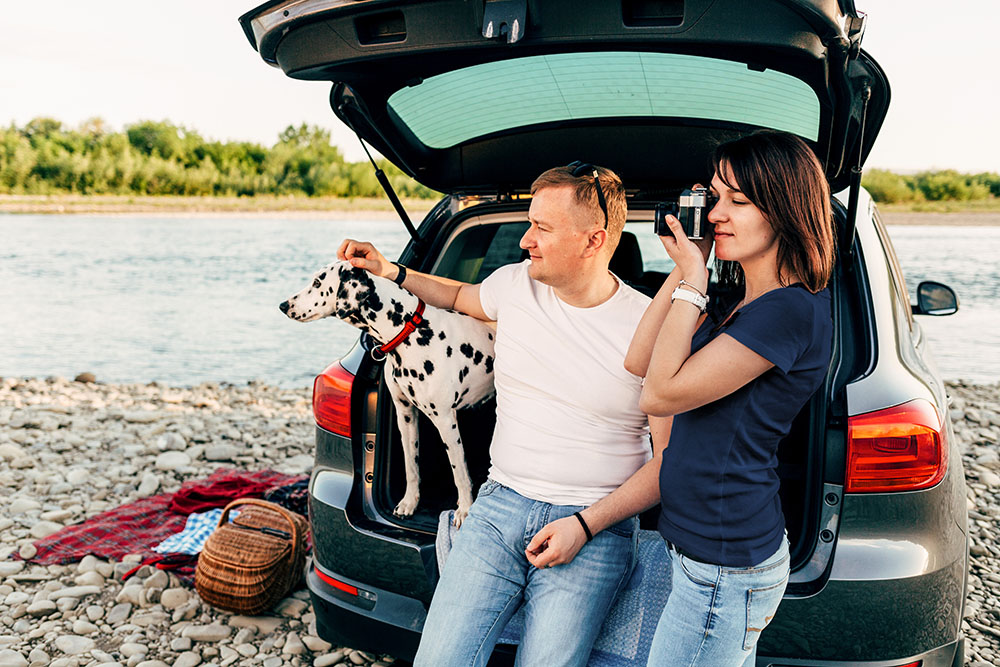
[217,498,303,559]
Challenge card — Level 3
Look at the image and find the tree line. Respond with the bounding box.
[0,118,437,199]
[1,118,997,203]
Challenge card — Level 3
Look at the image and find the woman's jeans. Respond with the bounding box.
[647,535,790,667]
[415,479,638,667]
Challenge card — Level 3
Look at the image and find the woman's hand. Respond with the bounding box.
[524,516,589,569]
[337,238,394,279]
[658,214,712,289]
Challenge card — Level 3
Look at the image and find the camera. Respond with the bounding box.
[654,187,718,239]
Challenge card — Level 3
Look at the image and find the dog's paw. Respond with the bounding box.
[393,494,419,518]
[453,503,471,528]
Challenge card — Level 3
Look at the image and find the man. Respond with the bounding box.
[338,164,668,667]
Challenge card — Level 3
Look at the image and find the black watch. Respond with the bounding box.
[392,263,407,286]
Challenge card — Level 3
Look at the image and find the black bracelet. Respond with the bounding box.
[573,512,593,542]
[392,263,407,286]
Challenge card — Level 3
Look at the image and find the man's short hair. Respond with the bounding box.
[530,164,627,255]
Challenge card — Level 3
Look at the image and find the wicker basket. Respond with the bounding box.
[194,498,309,615]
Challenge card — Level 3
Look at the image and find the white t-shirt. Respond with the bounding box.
[479,260,652,506]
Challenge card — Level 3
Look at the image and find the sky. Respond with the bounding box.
[2,0,996,173]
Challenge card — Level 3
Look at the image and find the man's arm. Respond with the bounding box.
[524,415,672,569]
[338,238,490,321]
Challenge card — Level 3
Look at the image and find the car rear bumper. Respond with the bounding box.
[757,637,963,666]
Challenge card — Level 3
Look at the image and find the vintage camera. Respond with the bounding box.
[654,187,718,239]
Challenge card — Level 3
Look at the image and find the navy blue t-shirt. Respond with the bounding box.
[657,284,832,567]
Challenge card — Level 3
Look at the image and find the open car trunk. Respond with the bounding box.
[358,201,846,573]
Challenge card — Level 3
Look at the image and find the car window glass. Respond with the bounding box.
[872,207,914,329]
[388,52,820,149]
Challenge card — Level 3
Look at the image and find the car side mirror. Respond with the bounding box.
[912,281,958,316]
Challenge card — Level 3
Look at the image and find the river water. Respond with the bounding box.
[1,215,997,387]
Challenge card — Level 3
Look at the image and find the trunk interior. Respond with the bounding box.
[366,206,832,571]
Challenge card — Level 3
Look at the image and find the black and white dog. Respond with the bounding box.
[280,261,495,526]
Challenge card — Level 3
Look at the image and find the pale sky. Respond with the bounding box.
[2,0,996,172]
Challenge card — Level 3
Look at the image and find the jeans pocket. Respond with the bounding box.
[476,479,500,499]
[605,516,636,539]
[677,553,718,588]
[743,577,788,651]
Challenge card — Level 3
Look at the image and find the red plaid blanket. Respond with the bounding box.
[20,468,306,583]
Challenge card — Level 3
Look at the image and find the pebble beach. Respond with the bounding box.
[1,376,998,666]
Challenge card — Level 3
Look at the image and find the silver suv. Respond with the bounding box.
[241,1,966,664]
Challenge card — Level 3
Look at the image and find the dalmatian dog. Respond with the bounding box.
[280,260,495,527]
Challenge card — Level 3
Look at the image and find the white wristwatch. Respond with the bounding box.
[671,286,709,313]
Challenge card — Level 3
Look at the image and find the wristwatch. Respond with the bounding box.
[671,286,709,313]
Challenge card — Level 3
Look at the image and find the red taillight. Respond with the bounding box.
[312,362,355,437]
[846,399,947,493]
[315,567,359,596]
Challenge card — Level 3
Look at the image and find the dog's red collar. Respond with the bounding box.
[370,300,426,361]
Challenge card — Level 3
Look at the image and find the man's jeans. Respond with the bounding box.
[647,535,790,666]
[414,479,638,667]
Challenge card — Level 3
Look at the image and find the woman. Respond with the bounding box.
[626,129,835,665]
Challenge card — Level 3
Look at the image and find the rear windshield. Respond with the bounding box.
[388,51,820,149]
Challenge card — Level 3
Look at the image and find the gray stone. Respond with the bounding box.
[980,470,1000,487]
[282,632,306,655]
[301,635,332,652]
[85,605,104,621]
[136,474,160,497]
[262,658,283,667]
[274,597,308,618]
[314,652,346,667]
[48,585,101,601]
[0,563,24,577]
[153,451,190,471]
[141,569,168,590]
[169,637,192,652]
[159,588,189,609]
[118,643,147,658]
[235,644,257,657]
[229,615,284,634]
[53,635,96,655]
[72,619,99,635]
[134,662,170,667]
[26,649,48,665]
[203,444,238,461]
[106,602,132,625]
[28,521,63,539]
[18,544,37,562]
[0,650,28,667]
[173,653,202,667]
[25,600,56,617]
[74,571,104,587]
[181,624,232,642]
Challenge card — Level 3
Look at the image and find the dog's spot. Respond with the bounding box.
[403,415,411,423]
[485,356,494,374]
[415,327,434,347]
[392,367,401,378]
[458,366,469,382]
[318,272,326,280]
[460,343,474,358]
[446,346,453,357]
[429,403,435,410]
[407,385,415,398]
[322,301,326,306]
[402,368,409,377]
[418,373,425,382]
[438,331,446,340]
[451,424,457,429]
[399,399,410,407]
[488,333,494,341]
[473,350,483,365]
[424,360,434,376]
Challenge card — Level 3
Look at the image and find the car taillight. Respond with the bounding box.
[312,361,355,437]
[846,399,947,493]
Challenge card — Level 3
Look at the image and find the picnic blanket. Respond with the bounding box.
[436,510,672,667]
[20,468,306,584]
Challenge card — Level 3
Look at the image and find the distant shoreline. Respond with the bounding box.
[2,194,999,226]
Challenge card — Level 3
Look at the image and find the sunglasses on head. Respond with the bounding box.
[567,161,609,230]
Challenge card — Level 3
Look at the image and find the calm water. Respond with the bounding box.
[1,215,998,387]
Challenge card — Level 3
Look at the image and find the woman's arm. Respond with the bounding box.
[524,416,672,569]
[624,271,683,377]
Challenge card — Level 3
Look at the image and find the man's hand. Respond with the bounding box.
[337,239,395,280]
[525,516,589,569]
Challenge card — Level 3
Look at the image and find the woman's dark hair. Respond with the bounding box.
[711,130,835,294]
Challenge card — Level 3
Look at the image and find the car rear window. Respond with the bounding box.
[388,51,821,149]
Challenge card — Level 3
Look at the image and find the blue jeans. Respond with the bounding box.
[647,536,790,667]
[415,479,638,667]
